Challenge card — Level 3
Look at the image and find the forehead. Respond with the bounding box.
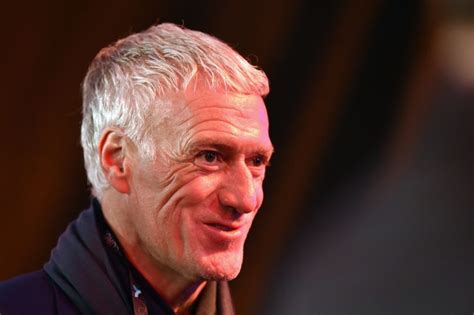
[166,87,272,152]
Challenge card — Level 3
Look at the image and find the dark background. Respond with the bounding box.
[1,0,472,314]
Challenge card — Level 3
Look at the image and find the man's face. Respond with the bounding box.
[126,85,273,281]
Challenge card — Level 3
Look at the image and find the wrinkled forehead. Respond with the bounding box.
[167,87,269,129]
[145,79,272,158]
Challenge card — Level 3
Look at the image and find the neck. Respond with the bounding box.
[100,194,207,313]
[124,246,207,314]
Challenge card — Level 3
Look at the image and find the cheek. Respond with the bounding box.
[255,182,265,208]
[176,173,221,207]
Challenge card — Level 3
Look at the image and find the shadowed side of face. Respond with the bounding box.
[126,84,273,281]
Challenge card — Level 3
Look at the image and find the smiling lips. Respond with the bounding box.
[208,223,238,231]
[202,221,245,240]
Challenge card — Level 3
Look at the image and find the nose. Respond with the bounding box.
[218,162,260,214]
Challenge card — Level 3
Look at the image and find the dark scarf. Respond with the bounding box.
[44,200,235,315]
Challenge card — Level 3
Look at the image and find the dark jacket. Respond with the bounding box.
[0,269,79,315]
[0,201,234,315]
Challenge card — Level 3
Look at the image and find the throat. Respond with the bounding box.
[173,281,207,315]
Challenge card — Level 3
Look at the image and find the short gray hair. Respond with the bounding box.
[80,23,269,198]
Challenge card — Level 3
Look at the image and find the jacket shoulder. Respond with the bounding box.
[0,270,78,315]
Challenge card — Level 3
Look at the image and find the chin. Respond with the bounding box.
[198,252,243,281]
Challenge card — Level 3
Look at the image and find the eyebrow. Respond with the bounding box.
[189,139,274,157]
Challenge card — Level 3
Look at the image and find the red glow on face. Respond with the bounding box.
[126,87,272,281]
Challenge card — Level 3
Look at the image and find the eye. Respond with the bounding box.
[202,151,218,163]
[195,150,223,168]
[250,155,267,167]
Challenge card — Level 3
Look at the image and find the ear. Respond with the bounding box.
[98,128,131,194]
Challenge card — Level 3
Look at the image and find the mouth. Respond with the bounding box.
[202,221,245,240]
[207,223,239,232]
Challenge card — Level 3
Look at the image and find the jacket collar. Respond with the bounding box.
[44,200,235,315]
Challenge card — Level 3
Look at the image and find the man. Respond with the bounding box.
[0,23,272,314]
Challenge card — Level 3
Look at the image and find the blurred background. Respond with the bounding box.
[0,0,472,314]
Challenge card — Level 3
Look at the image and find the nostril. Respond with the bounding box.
[218,206,244,222]
[221,204,236,213]
[230,208,243,220]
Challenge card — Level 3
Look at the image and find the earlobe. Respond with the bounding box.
[98,129,131,194]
